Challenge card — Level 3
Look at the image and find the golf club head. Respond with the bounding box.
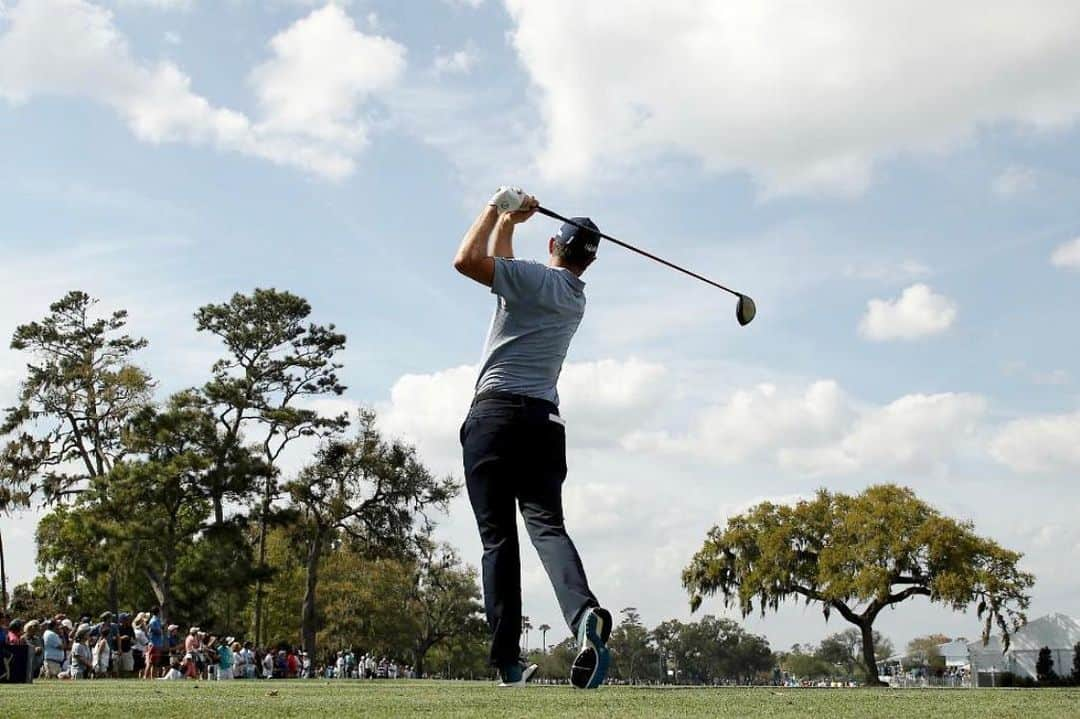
[736,295,756,326]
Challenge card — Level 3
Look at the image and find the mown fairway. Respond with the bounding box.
[3,680,1080,718]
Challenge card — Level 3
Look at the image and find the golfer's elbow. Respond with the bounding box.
[452,254,471,275]
[453,254,494,286]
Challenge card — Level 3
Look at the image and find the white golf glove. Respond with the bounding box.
[489,186,527,214]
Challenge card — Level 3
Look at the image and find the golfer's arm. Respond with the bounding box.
[453,205,499,286]
[490,215,515,259]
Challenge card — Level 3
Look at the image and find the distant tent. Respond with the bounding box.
[968,613,1080,684]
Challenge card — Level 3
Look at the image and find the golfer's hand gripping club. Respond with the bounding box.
[489,186,528,214]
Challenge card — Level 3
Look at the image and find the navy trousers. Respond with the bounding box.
[460,393,598,667]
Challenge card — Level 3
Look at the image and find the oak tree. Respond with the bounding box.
[683,484,1034,685]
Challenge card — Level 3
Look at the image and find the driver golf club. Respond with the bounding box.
[536,206,757,326]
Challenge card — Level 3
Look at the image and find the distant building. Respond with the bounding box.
[937,638,969,668]
[968,613,1080,685]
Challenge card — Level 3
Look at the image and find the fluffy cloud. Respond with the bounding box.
[859,284,957,341]
[250,5,404,152]
[1050,237,1080,269]
[625,380,986,477]
[376,358,668,470]
[624,380,853,464]
[504,1,1080,195]
[990,411,1080,473]
[0,1,404,179]
[780,392,987,476]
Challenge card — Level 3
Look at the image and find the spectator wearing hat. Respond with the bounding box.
[166,624,181,665]
[229,641,243,679]
[98,612,117,668]
[215,637,234,680]
[23,620,44,678]
[64,626,93,680]
[116,612,134,676]
[132,613,149,676]
[42,620,65,679]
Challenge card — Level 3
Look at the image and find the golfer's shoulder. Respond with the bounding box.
[493,257,550,293]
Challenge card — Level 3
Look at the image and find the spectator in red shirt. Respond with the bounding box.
[7,618,26,645]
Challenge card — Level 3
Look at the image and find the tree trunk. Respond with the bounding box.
[300,530,323,675]
[860,622,885,686]
[0,529,7,611]
[413,646,426,679]
[146,563,172,630]
[109,571,119,620]
[253,478,272,646]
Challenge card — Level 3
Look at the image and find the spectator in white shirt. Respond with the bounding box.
[93,630,112,677]
[42,620,66,679]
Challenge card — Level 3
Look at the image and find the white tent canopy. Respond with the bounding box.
[968,613,1080,681]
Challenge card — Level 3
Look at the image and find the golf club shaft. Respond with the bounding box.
[536,206,743,298]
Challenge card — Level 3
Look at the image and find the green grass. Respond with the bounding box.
[2,680,1079,718]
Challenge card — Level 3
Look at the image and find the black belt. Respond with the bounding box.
[472,390,559,414]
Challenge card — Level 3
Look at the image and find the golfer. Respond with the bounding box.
[454,186,612,689]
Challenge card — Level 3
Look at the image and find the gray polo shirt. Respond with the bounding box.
[475,258,586,406]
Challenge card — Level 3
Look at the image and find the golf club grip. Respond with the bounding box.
[536,206,742,298]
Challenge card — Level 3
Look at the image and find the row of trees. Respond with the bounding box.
[528,609,774,685]
[0,290,467,673]
[1035,644,1080,687]
[778,630,894,682]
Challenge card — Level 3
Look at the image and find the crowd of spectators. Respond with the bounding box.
[1,608,414,682]
[324,650,414,679]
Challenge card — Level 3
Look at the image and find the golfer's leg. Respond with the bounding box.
[463,419,523,668]
[518,420,598,634]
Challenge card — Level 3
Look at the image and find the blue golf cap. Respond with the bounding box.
[555,217,600,260]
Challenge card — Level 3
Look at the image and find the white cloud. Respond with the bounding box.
[993,166,1038,196]
[442,0,484,8]
[1050,237,1080,269]
[780,392,987,476]
[625,380,985,477]
[990,411,1080,473]
[0,0,405,179]
[250,4,405,152]
[433,46,477,76]
[503,1,1080,195]
[376,358,669,467]
[859,283,957,341]
[624,380,852,464]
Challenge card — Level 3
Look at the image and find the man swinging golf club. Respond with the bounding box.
[454,186,612,689]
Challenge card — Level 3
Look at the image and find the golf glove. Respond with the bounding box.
[489,186,527,214]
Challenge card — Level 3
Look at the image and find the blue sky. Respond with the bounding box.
[2,0,1080,652]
